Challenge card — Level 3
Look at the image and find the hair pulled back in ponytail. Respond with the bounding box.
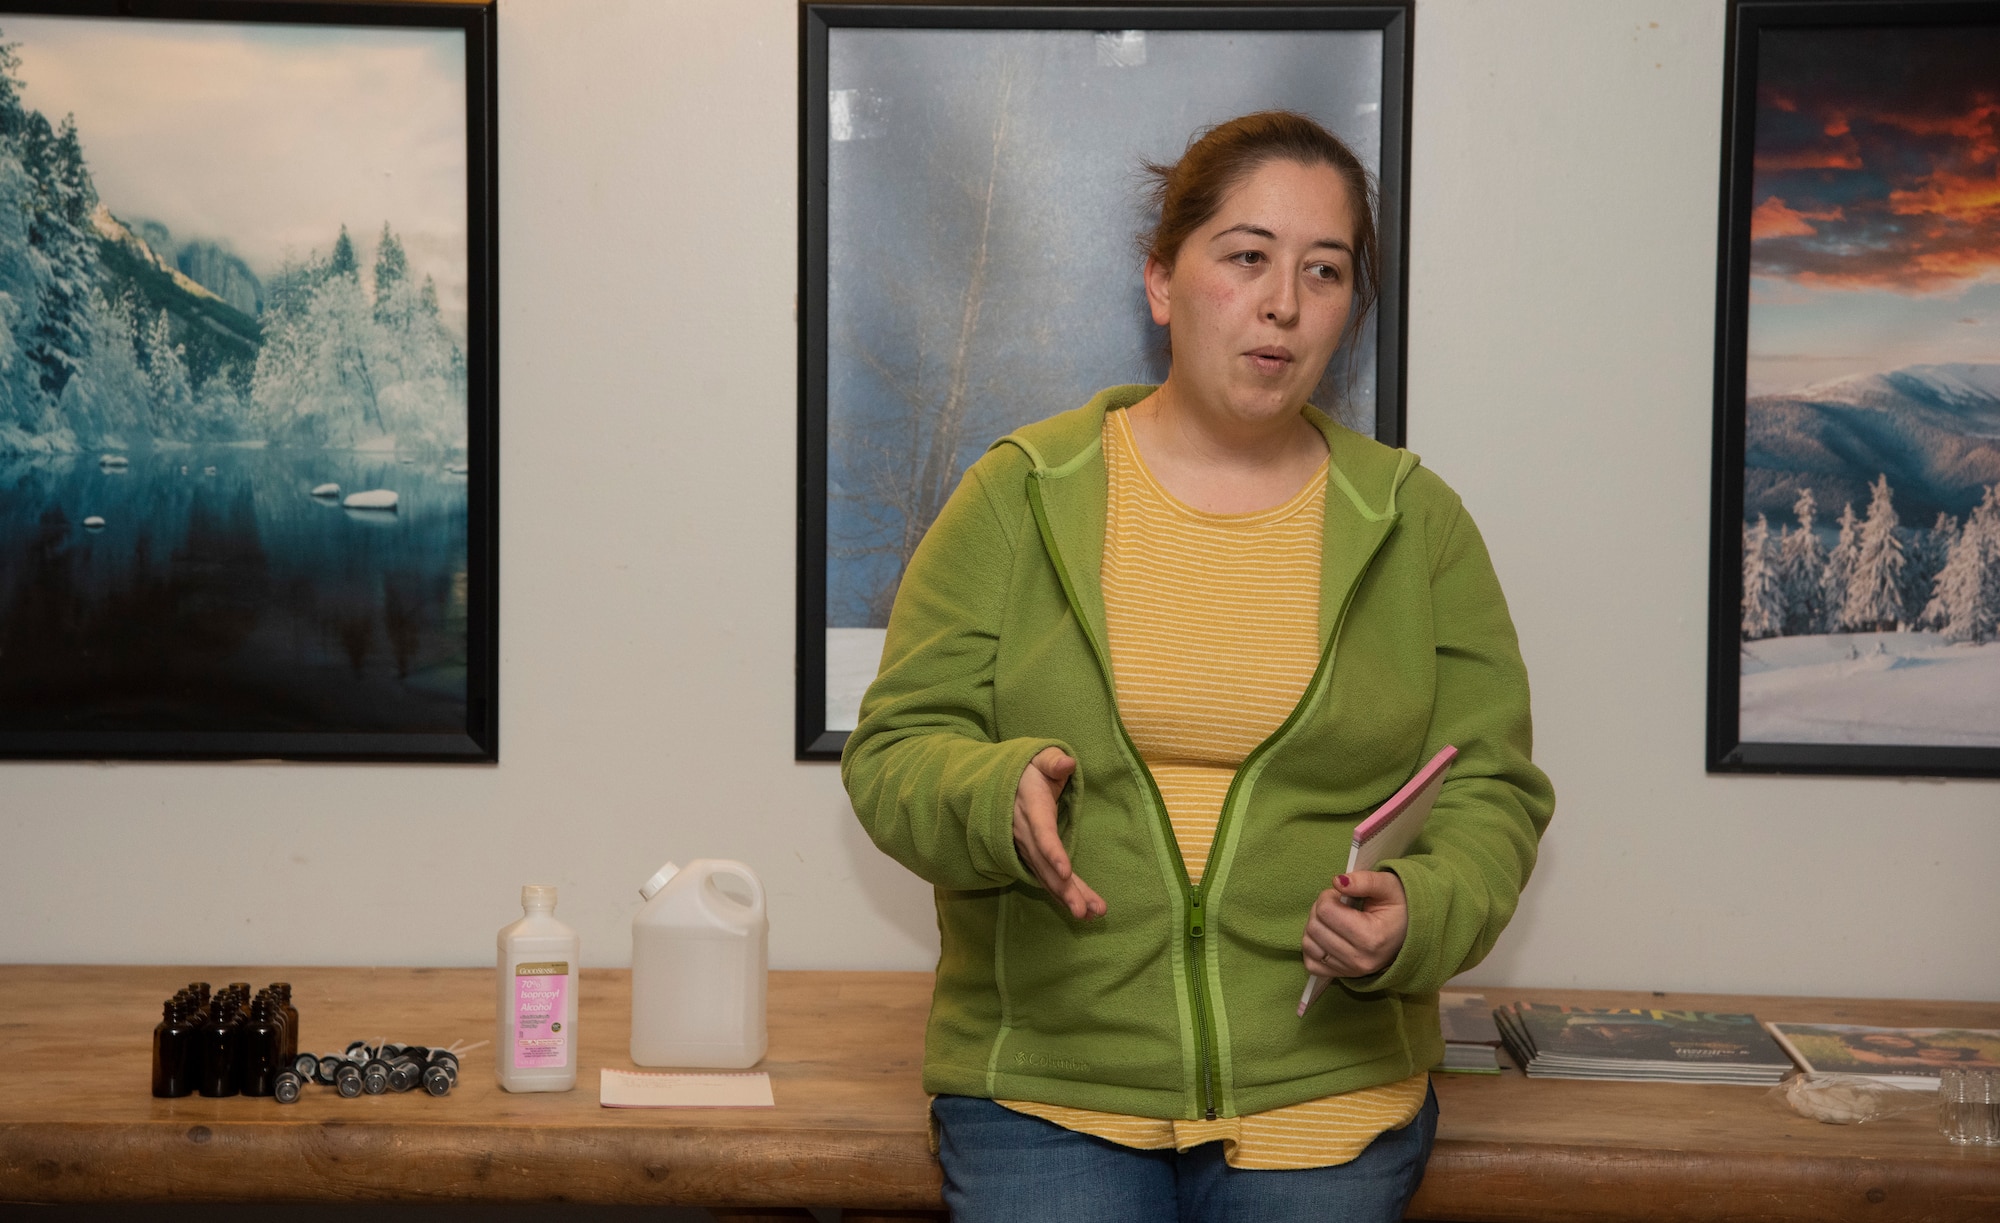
[1141,111,1380,345]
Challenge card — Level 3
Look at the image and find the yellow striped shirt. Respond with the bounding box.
[998,405,1427,1170]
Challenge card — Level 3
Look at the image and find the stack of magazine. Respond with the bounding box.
[1437,991,1505,1073]
[1495,1002,1794,1085]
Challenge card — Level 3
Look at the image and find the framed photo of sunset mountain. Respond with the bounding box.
[1709,0,2000,776]
[0,1,497,761]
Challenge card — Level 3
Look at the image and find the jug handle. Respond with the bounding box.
[699,860,766,923]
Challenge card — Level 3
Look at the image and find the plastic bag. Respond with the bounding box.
[1773,1072,1935,1124]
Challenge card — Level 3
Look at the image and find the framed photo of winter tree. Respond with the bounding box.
[0,0,497,760]
[1709,0,2000,777]
[798,2,1412,758]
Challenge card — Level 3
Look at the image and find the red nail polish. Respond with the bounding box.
[1337,875,1351,889]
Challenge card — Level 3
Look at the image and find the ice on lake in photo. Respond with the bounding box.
[1740,631,2000,746]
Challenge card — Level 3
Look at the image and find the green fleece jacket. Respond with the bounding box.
[842,386,1554,1121]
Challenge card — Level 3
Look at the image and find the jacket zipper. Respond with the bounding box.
[1186,886,1213,1119]
[1178,633,1335,1120]
[1024,472,1396,1123]
[1113,719,1217,1118]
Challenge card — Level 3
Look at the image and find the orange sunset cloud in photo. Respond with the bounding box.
[1749,197,1843,241]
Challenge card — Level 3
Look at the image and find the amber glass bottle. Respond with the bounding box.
[271,983,299,1060]
[239,998,283,1097]
[151,1001,196,1098]
[197,991,242,1097]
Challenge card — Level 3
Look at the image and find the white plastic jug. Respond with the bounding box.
[629,858,768,1068]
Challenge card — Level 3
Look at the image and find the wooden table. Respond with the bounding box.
[1,967,1995,1221]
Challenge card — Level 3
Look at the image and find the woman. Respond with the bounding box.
[843,112,1554,1222]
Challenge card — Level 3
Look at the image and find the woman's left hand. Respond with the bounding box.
[1301,871,1408,979]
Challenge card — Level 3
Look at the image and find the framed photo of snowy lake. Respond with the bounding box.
[1709,0,2000,777]
[798,3,1412,758]
[0,1,497,760]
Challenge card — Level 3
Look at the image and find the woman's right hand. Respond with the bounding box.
[1012,747,1106,920]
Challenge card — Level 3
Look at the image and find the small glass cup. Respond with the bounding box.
[1938,1066,2000,1146]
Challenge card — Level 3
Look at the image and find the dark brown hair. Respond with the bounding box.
[1141,111,1380,344]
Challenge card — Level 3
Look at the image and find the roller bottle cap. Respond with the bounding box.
[362,1060,391,1095]
[522,884,558,911]
[273,1071,304,1104]
[388,1057,423,1093]
[291,1053,319,1080]
[639,862,681,901]
[334,1063,364,1098]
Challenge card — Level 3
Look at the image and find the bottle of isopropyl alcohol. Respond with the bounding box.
[496,884,579,1092]
[630,860,768,1068]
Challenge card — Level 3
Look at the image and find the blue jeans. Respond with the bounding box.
[931,1086,1438,1223]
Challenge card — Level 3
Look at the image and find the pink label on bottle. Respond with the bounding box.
[513,962,570,1069]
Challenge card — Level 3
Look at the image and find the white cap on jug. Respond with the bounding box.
[639,862,681,901]
[522,884,558,909]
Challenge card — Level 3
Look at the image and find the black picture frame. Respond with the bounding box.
[0,0,498,762]
[798,1,1414,759]
[1709,0,2000,777]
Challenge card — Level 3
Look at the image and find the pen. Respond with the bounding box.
[1298,973,1331,1016]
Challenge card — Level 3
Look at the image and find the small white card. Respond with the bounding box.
[599,1068,775,1108]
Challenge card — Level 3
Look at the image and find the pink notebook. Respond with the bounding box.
[1298,745,1458,1016]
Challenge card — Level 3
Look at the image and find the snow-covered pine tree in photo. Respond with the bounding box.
[1821,501,1862,633]
[372,222,409,328]
[316,267,386,437]
[1742,514,1785,640]
[0,39,59,443]
[1842,474,1908,631]
[56,288,151,446]
[1778,486,1827,635]
[142,308,193,436]
[24,113,98,406]
[1927,486,2000,644]
[0,152,41,435]
[328,223,358,279]
[1906,512,1959,631]
[365,224,463,451]
[249,247,332,441]
[1974,493,2000,644]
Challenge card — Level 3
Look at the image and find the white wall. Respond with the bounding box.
[4,0,1995,1003]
